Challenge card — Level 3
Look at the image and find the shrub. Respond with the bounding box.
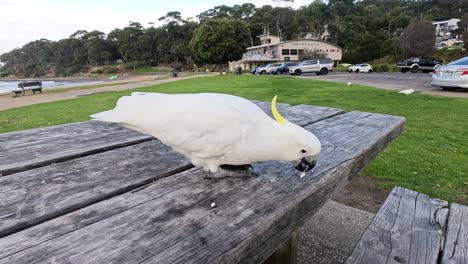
[91,69,104,74]
[369,55,396,64]
[102,66,120,74]
[335,64,348,72]
[372,63,398,72]
[434,48,467,63]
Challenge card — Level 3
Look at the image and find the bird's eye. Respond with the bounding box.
[301,149,307,154]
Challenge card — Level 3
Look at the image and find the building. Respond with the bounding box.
[432,18,460,40]
[229,34,343,71]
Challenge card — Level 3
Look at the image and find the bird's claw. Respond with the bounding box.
[204,164,256,179]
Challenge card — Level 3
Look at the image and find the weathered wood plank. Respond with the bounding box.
[0,121,152,176]
[0,140,191,238]
[0,103,341,176]
[346,187,449,264]
[263,232,298,264]
[441,203,468,264]
[0,111,405,264]
[252,100,344,126]
[0,102,341,238]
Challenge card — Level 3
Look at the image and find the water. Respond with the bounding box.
[0,79,104,94]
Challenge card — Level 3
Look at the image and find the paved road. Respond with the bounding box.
[298,72,468,98]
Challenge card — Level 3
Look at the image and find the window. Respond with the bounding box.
[282,49,290,55]
[448,57,468,65]
[290,49,298,55]
[303,60,318,65]
[298,49,304,55]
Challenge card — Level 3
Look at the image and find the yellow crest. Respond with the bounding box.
[271,95,285,125]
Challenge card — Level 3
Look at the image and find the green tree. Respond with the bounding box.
[108,22,144,71]
[295,0,330,39]
[400,21,435,58]
[190,18,250,71]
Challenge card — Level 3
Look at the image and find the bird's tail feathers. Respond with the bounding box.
[90,110,120,123]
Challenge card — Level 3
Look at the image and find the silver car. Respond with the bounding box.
[432,56,468,91]
[256,63,283,75]
[289,58,334,76]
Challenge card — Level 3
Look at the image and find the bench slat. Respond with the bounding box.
[252,100,344,126]
[0,121,152,176]
[0,103,342,176]
[346,187,449,264]
[0,111,405,264]
[441,203,468,264]
[0,140,190,238]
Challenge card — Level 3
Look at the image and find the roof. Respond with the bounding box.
[246,39,344,51]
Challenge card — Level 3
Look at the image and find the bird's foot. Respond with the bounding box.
[204,165,256,179]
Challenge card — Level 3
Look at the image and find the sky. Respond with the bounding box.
[0,0,311,55]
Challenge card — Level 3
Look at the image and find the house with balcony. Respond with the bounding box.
[229,34,343,71]
[432,18,460,40]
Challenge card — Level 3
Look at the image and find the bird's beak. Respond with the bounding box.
[292,156,317,172]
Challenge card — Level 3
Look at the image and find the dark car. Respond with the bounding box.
[271,62,298,75]
[397,57,444,73]
[251,65,266,75]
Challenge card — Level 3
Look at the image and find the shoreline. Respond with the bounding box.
[0,74,169,95]
[0,73,210,110]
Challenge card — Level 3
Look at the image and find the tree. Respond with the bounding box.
[295,1,330,39]
[399,21,435,58]
[190,18,250,71]
[108,22,144,71]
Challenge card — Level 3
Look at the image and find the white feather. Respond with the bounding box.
[91,93,321,172]
[398,89,415,95]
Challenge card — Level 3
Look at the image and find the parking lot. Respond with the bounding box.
[298,72,468,98]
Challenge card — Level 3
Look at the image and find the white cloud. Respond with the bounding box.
[0,0,312,54]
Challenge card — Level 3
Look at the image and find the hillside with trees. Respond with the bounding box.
[1,0,467,78]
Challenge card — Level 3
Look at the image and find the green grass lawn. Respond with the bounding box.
[0,75,466,203]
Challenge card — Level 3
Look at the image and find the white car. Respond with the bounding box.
[432,56,468,91]
[348,64,373,73]
[256,63,283,75]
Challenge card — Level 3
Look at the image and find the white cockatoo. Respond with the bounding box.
[91,93,321,178]
[398,88,415,95]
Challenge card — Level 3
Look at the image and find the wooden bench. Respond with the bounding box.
[346,186,467,264]
[12,81,42,96]
[0,101,405,263]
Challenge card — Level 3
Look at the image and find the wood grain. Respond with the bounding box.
[0,140,191,238]
[441,203,468,264]
[252,100,344,126]
[0,102,340,177]
[0,111,405,264]
[346,187,449,264]
[0,121,152,176]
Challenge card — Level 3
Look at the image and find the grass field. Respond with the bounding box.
[0,75,466,203]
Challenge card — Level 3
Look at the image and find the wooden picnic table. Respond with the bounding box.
[0,100,405,263]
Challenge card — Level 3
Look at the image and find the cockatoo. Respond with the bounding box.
[398,88,415,95]
[91,93,321,178]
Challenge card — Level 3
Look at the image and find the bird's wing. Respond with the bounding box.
[93,93,267,160]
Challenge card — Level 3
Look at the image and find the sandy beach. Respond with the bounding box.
[0,74,212,111]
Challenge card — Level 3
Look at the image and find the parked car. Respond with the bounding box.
[250,65,265,75]
[289,58,334,76]
[397,57,443,73]
[348,63,373,73]
[271,62,298,75]
[431,56,468,91]
[256,63,283,75]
